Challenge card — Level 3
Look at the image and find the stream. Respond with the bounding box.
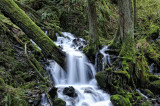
[45,32,112,106]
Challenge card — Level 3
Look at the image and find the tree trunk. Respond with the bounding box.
[118,0,136,88]
[118,0,135,59]
[88,0,99,51]
[134,0,137,29]
[0,0,65,68]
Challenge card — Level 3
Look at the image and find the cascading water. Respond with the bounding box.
[100,46,112,70]
[46,32,112,106]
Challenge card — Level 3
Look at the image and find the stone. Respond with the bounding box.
[48,86,57,99]
[63,86,77,97]
[54,98,66,106]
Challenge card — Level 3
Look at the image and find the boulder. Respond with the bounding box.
[48,86,57,99]
[95,71,106,89]
[63,86,77,97]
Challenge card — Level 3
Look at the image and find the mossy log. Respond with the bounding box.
[0,0,65,68]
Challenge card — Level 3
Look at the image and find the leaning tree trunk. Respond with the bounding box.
[88,0,99,52]
[0,0,65,68]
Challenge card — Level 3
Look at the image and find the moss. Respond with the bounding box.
[143,89,154,98]
[1,85,28,106]
[135,54,150,87]
[95,71,106,89]
[22,81,36,89]
[111,94,132,106]
[141,100,152,106]
[148,75,159,82]
[114,71,130,80]
[0,0,65,68]
[148,80,160,94]
[137,39,160,66]
[132,92,143,105]
[54,98,66,106]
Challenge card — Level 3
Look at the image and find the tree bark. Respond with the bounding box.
[0,0,65,68]
[88,0,99,51]
[118,0,135,59]
[134,0,137,28]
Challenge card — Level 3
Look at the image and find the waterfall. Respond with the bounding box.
[100,46,111,70]
[46,32,112,106]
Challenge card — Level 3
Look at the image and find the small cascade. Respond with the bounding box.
[46,32,112,106]
[149,63,158,73]
[100,46,112,70]
[40,93,50,106]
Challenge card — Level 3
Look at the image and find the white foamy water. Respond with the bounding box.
[100,46,111,70]
[46,32,112,106]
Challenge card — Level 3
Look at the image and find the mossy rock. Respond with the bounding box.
[148,80,160,94]
[54,98,66,106]
[140,100,152,106]
[110,94,132,106]
[114,71,130,80]
[95,71,106,89]
[148,75,159,82]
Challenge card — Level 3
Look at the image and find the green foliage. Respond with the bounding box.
[2,86,28,106]
[141,100,152,106]
[114,71,130,80]
[136,0,160,37]
[143,89,154,98]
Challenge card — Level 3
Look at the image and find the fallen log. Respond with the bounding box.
[0,0,65,68]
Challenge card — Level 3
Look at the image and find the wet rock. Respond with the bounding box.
[84,88,93,93]
[82,102,89,106]
[152,99,157,104]
[33,100,41,106]
[156,98,160,104]
[63,86,77,97]
[54,98,66,106]
[78,46,83,51]
[95,52,103,72]
[82,41,87,45]
[48,86,57,99]
[73,39,78,45]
